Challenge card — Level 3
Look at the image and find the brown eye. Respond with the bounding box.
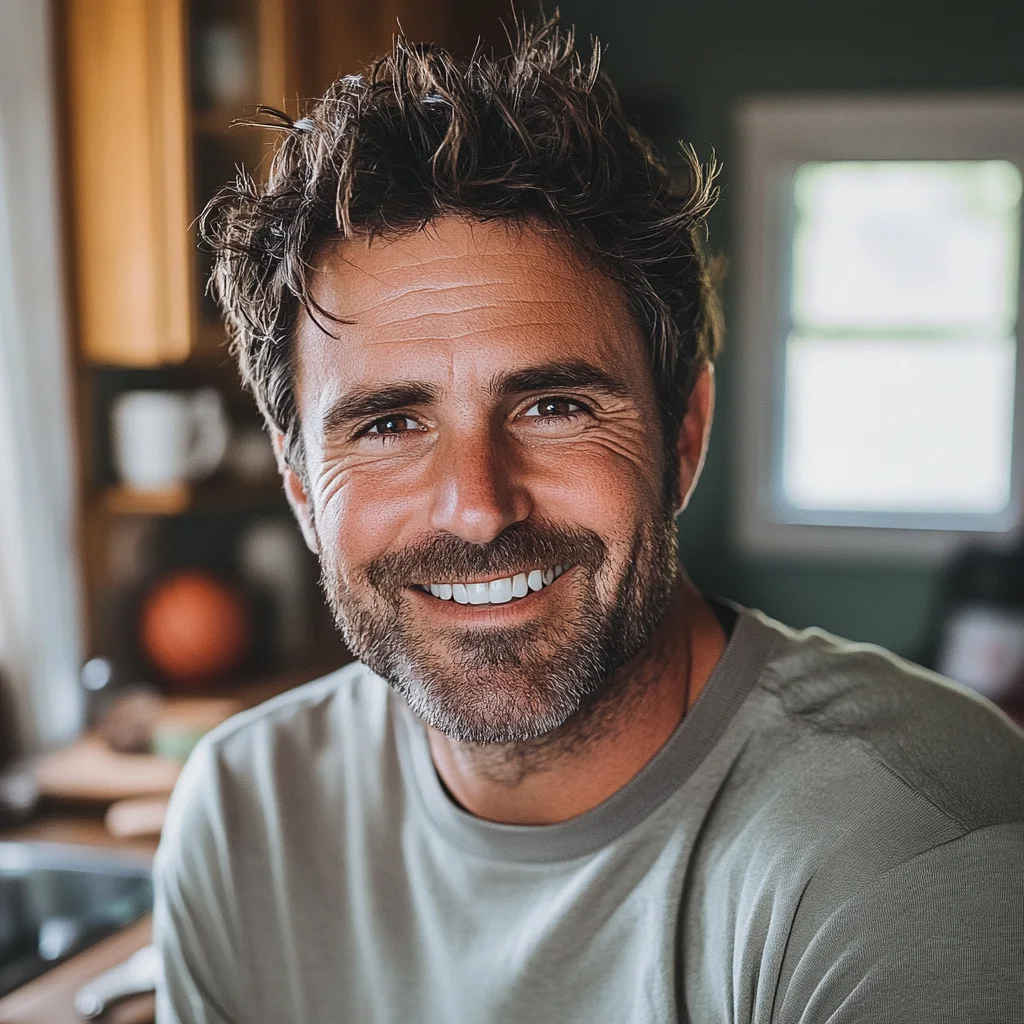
[365,415,420,436]
[524,397,583,418]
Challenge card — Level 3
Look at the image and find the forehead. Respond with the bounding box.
[292,217,650,405]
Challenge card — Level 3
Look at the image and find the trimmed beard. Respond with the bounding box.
[319,508,679,745]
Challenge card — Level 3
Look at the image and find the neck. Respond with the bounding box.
[424,576,727,825]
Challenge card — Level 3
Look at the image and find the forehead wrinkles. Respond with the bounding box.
[293,218,652,408]
[307,244,613,340]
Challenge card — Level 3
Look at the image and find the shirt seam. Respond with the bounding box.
[810,818,1023,919]
[757,672,972,833]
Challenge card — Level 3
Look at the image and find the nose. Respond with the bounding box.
[428,425,532,545]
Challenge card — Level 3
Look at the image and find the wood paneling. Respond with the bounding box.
[65,0,193,365]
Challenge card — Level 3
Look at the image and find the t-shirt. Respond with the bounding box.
[153,606,1024,1023]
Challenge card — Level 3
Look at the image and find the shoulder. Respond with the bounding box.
[747,610,1024,830]
[156,660,392,877]
[776,820,1024,1023]
[687,614,1024,1021]
[687,609,1023,950]
[202,659,390,764]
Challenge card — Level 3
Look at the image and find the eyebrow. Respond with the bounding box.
[488,360,632,400]
[321,360,632,435]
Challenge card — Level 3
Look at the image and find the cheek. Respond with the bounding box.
[532,444,666,551]
[313,470,417,584]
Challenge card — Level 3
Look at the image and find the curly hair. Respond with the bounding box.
[201,16,723,480]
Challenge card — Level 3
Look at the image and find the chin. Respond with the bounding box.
[384,643,611,745]
[403,685,580,745]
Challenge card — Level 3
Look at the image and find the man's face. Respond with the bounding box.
[288,218,691,744]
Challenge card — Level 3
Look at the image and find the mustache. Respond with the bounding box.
[363,519,607,598]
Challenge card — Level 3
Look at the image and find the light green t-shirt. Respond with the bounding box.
[154,607,1024,1023]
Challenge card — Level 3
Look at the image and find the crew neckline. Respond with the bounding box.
[396,606,780,864]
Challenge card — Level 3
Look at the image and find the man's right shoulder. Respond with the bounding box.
[196,659,391,769]
[157,660,395,871]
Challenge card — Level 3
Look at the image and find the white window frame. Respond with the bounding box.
[733,94,1024,563]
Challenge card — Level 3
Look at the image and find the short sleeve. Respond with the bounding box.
[153,739,249,1024]
[778,821,1024,1024]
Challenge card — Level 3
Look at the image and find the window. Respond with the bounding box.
[735,97,1024,561]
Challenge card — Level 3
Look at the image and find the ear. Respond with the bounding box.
[271,430,319,554]
[675,364,715,514]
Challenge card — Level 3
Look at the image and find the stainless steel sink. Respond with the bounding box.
[0,841,152,997]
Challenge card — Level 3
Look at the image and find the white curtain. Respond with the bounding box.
[0,0,83,754]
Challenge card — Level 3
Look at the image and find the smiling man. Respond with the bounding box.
[154,20,1024,1024]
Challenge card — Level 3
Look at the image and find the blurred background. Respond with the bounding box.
[1,0,1023,780]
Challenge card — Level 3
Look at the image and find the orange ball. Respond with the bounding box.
[140,570,250,686]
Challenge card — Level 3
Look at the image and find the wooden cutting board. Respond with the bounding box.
[34,696,245,804]
[35,737,181,803]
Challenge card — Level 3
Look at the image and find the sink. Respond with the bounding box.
[0,842,152,997]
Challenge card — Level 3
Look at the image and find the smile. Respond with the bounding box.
[416,566,567,606]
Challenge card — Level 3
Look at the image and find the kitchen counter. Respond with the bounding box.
[0,666,344,1021]
[0,815,158,1024]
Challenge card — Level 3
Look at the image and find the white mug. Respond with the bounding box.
[111,388,229,490]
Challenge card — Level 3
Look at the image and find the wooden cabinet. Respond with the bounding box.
[62,0,505,368]
[63,0,298,366]
[65,0,193,365]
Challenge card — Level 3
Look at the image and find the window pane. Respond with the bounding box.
[782,336,1016,513]
[792,161,1022,333]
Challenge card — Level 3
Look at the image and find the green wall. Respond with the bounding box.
[558,0,1024,658]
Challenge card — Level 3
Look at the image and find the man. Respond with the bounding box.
[155,19,1024,1023]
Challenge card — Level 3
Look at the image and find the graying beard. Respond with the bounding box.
[321,510,678,778]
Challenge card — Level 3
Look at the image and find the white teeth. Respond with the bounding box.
[425,566,567,604]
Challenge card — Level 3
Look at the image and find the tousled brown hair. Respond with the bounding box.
[201,17,723,478]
